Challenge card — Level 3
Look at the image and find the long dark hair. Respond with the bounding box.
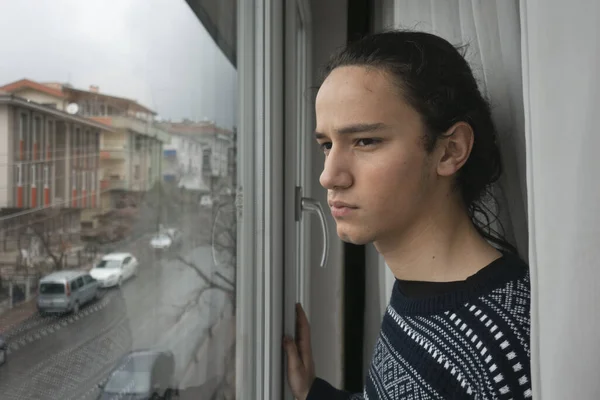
[324,30,516,253]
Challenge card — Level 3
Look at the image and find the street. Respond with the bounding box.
[0,224,235,400]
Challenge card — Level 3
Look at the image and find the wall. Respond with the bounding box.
[13,89,65,111]
[308,0,347,388]
[0,105,11,207]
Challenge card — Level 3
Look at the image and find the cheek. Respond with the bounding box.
[362,158,418,205]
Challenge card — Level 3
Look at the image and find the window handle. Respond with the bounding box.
[297,191,329,268]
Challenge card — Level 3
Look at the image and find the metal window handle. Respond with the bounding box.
[300,197,329,268]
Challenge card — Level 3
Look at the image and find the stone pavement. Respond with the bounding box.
[0,297,37,334]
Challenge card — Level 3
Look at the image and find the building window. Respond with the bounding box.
[134,165,140,180]
[18,113,27,161]
[135,136,143,151]
[202,148,212,173]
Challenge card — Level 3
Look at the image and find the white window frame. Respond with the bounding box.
[236,0,285,398]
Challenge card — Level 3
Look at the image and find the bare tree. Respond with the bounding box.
[172,185,237,398]
[22,208,76,272]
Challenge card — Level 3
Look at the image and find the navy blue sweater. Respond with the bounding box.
[308,253,532,399]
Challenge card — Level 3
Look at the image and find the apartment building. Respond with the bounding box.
[56,84,170,209]
[0,92,111,211]
[157,120,234,193]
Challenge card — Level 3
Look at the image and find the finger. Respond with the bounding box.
[283,335,304,375]
[295,303,312,364]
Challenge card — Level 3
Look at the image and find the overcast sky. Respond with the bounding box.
[0,0,237,129]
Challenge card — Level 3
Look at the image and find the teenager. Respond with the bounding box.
[284,30,532,400]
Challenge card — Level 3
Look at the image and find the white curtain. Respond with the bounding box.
[522,1,600,398]
[367,1,600,399]
[376,0,529,317]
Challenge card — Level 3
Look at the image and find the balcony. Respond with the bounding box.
[92,116,170,143]
[100,178,127,191]
[100,148,127,160]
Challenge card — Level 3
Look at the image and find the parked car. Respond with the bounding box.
[0,334,7,366]
[97,349,178,400]
[37,270,100,315]
[89,253,138,288]
[200,195,213,208]
[149,229,182,251]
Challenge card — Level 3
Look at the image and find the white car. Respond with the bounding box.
[89,252,138,288]
[200,195,213,207]
[150,229,182,250]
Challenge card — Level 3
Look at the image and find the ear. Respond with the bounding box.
[436,122,474,177]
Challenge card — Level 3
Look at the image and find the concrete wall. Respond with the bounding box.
[12,89,65,111]
[0,105,11,207]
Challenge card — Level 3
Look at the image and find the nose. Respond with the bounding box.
[319,147,352,190]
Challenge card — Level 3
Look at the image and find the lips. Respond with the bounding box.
[329,201,358,218]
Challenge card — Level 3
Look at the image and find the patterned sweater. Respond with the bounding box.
[307,253,532,399]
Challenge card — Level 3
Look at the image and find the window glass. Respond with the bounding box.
[0,1,238,398]
[76,277,85,289]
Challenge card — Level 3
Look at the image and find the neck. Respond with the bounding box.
[375,198,501,282]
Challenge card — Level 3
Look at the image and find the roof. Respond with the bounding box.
[158,121,233,136]
[102,252,132,261]
[62,86,156,115]
[0,94,115,133]
[0,79,66,99]
[40,270,86,282]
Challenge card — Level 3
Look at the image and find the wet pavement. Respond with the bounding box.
[0,228,234,400]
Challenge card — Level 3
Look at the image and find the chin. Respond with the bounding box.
[336,226,374,245]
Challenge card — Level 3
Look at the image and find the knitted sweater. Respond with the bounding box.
[307,253,532,400]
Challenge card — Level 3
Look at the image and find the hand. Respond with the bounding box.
[283,303,316,400]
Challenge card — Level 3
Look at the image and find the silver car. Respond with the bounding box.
[37,270,100,315]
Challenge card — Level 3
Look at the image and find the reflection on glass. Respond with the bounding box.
[0,1,237,398]
[95,260,121,269]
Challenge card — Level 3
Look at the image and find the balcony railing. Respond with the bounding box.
[99,148,127,160]
[100,178,127,191]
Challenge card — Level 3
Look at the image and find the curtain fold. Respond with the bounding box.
[380,0,528,317]
[370,0,531,385]
[522,1,600,398]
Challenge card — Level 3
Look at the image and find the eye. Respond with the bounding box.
[356,138,380,147]
[319,141,332,153]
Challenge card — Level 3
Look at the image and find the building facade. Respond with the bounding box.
[0,93,110,211]
[57,85,169,209]
[157,121,234,194]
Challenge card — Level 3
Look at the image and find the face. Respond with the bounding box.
[315,66,441,246]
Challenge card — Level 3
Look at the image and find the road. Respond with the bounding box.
[0,223,234,400]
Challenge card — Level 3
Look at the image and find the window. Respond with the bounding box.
[202,148,212,173]
[76,277,85,289]
[1,1,244,399]
[18,113,27,160]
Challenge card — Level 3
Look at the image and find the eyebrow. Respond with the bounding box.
[314,122,386,139]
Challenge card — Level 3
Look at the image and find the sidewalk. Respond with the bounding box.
[0,232,152,335]
[0,297,37,334]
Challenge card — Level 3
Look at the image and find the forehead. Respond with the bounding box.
[315,66,412,129]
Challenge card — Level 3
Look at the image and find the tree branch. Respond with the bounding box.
[176,256,235,295]
[214,271,235,289]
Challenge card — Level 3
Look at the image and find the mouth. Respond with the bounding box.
[329,201,358,218]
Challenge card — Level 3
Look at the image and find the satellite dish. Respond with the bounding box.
[66,103,79,115]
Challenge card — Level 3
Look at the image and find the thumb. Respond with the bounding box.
[283,335,304,374]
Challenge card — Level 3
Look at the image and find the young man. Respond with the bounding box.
[284,30,531,400]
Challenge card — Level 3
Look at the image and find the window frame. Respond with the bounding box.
[236,0,285,398]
